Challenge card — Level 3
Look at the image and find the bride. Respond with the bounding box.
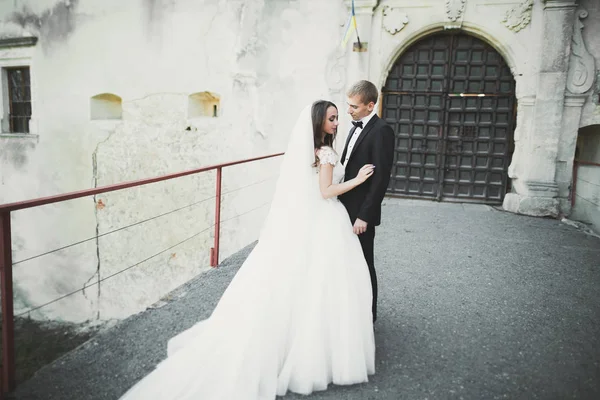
[119,100,376,400]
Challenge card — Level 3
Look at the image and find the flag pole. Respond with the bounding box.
[352,0,362,49]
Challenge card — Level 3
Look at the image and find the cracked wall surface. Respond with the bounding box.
[5,0,598,322]
[0,0,343,322]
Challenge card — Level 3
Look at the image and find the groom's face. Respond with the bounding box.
[347,95,374,121]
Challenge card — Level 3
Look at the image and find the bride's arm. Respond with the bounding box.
[318,163,373,199]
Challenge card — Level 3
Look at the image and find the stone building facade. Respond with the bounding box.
[0,0,598,322]
[340,0,599,222]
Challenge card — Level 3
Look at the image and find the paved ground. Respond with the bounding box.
[11,199,600,400]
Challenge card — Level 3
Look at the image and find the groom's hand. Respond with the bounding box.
[353,218,368,235]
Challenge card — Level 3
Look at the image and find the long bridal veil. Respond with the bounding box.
[120,103,375,400]
[258,104,319,242]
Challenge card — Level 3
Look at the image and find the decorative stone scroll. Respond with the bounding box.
[566,9,596,94]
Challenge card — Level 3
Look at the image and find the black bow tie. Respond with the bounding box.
[352,120,363,129]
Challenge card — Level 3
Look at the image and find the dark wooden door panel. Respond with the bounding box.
[383,32,516,204]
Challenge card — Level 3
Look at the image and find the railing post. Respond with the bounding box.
[0,211,15,393]
[571,160,578,208]
[210,167,222,267]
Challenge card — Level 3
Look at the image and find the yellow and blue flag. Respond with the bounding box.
[341,0,360,48]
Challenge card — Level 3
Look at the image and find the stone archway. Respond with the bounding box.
[381,31,517,204]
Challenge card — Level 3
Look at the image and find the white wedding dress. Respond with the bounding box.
[119,105,375,400]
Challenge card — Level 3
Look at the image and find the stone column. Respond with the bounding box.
[503,0,578,216]
[556,5,596,215]
[507,93,535,189]
[557,94,587,214]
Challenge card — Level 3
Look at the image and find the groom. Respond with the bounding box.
[339,80,395,323]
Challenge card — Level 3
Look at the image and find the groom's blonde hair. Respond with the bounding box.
[347,80,378,105]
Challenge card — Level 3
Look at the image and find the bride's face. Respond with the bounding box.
[323,106,339,136]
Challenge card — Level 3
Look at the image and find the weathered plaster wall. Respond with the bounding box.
[0,0,346,321]
[2,0,599,322]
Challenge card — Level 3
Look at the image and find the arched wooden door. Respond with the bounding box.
[382,32,516,204]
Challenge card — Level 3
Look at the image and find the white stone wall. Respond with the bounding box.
[0,0,346,322]
[349,0,598,219]
[2,0,599,322]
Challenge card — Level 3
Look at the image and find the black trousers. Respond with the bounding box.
[358,226,377,322]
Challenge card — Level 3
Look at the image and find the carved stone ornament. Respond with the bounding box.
[502,0,533,32]
[566,9,596,94]
[382,6,409,35]
[446,0,466,22]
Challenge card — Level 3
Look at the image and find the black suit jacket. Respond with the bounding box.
[339,114,395,226]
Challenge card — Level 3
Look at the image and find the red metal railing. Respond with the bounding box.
[571,159,600,207]
[0,152,283,394]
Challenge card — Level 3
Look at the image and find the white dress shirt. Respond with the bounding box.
[343,110,377,165]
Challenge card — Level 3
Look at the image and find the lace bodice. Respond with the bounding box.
[316,146,345,184]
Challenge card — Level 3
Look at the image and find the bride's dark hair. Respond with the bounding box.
[311,100,337,167]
